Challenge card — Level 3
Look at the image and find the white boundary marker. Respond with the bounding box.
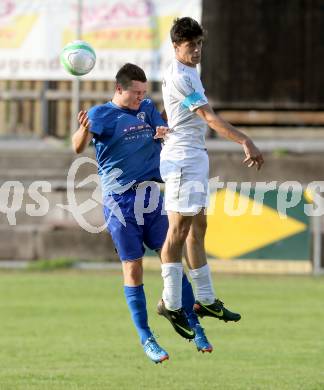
[313,214,323,275]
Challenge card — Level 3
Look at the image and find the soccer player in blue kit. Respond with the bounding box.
[72,63,213,364]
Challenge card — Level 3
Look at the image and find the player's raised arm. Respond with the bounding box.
[195,104,264,170]
[72,110,92,154]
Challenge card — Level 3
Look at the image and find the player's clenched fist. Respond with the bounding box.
[154,126,169,139]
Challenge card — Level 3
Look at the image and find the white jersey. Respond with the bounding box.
[162,58,208,151]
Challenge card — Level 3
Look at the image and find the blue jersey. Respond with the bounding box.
[88,99,165,195]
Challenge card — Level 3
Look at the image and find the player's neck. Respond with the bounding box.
[112,96,129,110]
[175,55,196,68]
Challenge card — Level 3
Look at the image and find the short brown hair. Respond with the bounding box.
[170,17,204,43]
[115,63,147,89]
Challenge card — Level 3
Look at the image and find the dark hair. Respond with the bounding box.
[170,17,204,43]
[115,63,147,89]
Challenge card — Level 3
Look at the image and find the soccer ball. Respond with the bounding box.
[60,40,96,76]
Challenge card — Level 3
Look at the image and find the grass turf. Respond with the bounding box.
[0,270,323,390]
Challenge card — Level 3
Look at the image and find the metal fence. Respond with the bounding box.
[0,80,163,137]
[1,80,324,138]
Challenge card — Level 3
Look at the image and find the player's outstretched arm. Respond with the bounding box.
[196,104,264,170]
[72,110,93,154]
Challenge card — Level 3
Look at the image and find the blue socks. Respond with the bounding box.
[124,284,152,345]
[124,275,199,345]
[182,273,200,329]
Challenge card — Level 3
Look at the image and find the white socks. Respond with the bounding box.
[161,263,215,309]
[161,262,183,310]
[189,263,215,305]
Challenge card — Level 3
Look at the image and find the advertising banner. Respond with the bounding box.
[0,0,202,80]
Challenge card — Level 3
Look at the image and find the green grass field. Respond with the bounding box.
[0,270,323,390]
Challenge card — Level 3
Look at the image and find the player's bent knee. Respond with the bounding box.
[122,259,143,286]
[168,224,190,243]
[186,232,204,248]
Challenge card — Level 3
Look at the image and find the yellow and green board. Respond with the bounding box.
[205,187,310,260]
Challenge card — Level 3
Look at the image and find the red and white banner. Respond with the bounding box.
[0,0,202,80]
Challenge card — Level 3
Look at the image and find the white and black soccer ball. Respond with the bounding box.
[60,40,96,76]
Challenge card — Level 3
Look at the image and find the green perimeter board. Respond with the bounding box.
[208,187,310,260]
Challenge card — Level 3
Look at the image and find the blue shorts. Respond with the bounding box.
[103,183,168,261]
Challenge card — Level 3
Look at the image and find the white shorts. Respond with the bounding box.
[160,146,209,214]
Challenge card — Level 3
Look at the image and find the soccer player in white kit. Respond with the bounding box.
[157,17,264,339]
